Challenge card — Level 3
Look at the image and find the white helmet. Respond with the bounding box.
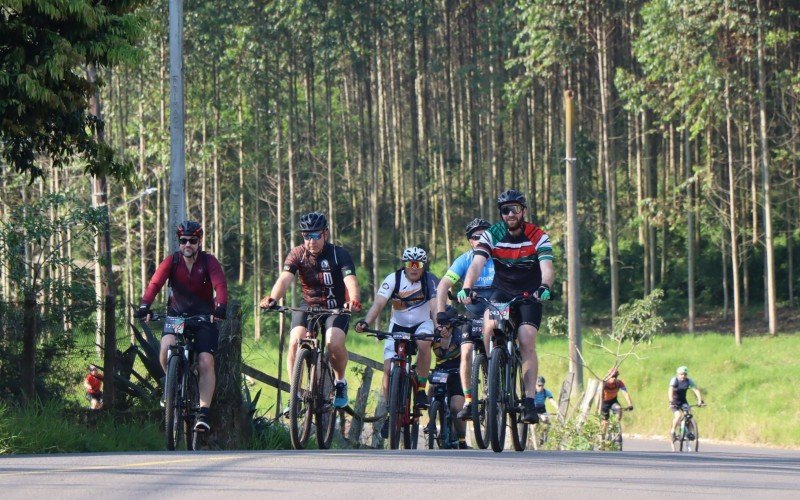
[402,246,428,263]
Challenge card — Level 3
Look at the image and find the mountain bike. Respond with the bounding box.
[425,366,461,449]
[264,305,349,450]
[602,405,633,451]
[474,294,538,453]
[156,313,211,451]
[673,403,704,452]
[364,327,437,450]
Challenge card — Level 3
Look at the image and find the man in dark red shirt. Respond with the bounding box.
[260,212,361,408]
[136,220,228,432]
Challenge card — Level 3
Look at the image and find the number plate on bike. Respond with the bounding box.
[430,371,449,384]
[163,316,186,335]
[490,302,511,320]
[393,332,411,340]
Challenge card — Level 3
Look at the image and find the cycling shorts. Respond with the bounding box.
[162,320,219,354]
[291,306,351,335]
[490,289,543,330]
[430,369,464,399]
[383,320,434,361]
[670,401,690,413]
[601,398,620,419]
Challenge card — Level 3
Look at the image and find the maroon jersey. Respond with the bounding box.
[283,243,356,308]
[141,251,228,316]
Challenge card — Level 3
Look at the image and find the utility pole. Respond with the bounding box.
[169,0,186,247]
[564,90,583,388]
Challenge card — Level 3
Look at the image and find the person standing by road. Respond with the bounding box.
[84,364,104,410]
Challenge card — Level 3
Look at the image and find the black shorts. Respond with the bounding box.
[85,391,103,402]
[670,401,690,412]
[291,307,351,335]
[490,289,543,330]
[162,319,219,354]
[601,398,620,419]
[431,369,464,399]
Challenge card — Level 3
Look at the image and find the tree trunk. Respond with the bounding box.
[725,82,742,345]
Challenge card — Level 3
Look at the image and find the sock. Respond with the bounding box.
[336,379,346,386]
[464,388,473,405]
[418,377,427,392]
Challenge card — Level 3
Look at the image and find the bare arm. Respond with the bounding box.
[539,259,555,288]
[693,387,703,403]
[668,386,675,402]
[260,271,295,307]
[436,276,455,313]
[344,274,360,305]
[362,294,390,326]
[461,254,487,301]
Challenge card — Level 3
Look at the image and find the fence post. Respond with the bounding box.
[557,371,576,422]
[347,366,373,444]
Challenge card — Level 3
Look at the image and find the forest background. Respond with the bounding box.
[1,0,799,448]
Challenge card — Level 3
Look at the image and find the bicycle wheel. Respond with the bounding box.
[687,419,699,452]
[471,351,489,449]
[185,367,199,451]
[614,418,624,451]
[486,348,507,453]
[509,359,528,452]
[289,347,315,450]
[388,365,405,450]
[427,400,442,449]
[315,358,337,450]
[165,355,181,451]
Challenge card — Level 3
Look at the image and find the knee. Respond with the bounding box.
[198,354,214,372]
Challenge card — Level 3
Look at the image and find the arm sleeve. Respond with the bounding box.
[428,273,438,299]
[338,247,357,277]
[282,247,300,274]
[376,273,396,300]
[208,255,228,305]
[141,256,173,305]
[535,232,554,261]
[669,377,678,388]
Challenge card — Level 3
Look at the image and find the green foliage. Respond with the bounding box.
[0,0,144,180]
[541,414,606,451]
[610,289,665,344]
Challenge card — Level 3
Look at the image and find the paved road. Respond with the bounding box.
[1,441,798,499]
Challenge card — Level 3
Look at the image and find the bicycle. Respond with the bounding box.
[602,405,633,451]
[363,327,438,450]
[425,366,461,449]
[473,294,539,453]
[153,313,211,451]
[264,305,349,450]
[672,403,704,452]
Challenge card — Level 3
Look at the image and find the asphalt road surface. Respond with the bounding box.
[1,439,798,499]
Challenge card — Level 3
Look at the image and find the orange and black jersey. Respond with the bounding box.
[475,221,553,295]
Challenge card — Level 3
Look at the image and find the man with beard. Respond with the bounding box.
[458,189,555,423]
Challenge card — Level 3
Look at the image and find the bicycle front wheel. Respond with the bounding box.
[185,367,199,451]
[315,358,337,450]
[471,351,489,449]
[509,359,528,452]
[486,349,507,453]
[289,348,315,450]
[164,355,182,451]
[427,400,443,449]
[687,419,699,452]
[388,365,405,450]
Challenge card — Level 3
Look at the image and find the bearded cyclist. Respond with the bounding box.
[436,218,497,420]
[137,220,228,433]
[669,366,704,441]
[259,212,361,409]
[458,189,555,424]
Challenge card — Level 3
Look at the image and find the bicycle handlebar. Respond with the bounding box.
[262,305,351,315]
[142,313,212,323]
[362,327,440,342]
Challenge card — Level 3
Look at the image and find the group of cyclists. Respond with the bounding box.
[134,187,704,447]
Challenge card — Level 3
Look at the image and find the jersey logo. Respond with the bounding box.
[320,259,330,270]
[283,264,292,272]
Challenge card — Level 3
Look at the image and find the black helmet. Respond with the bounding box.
[496,189,527,209]
[176,220,203,238]
[298,212,328,232]
[536,375,545,385]
[465,218,491,237]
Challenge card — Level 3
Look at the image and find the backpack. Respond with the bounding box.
[391,268,433,303]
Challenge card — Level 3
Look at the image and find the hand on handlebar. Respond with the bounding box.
[354,320,369,333]
[345,299,362,313]
[259,296,277,310]
[535,284,551,301]
[457,288,472,304]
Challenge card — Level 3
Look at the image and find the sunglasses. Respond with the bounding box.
[179,237,199,245]
[468,234,483,241]
[302,232,323,241]
[500,205,523,216]
[405,261,424,269]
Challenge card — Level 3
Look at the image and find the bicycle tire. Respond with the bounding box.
[687,419,699,452]
[486,348,507,453]
[509,358,528,452]
[427,400,442,449]
[289,347,315,450]
[185,367,199,451]
[409,420,419,450]
[471,352,489,449]
[388,365,404,450]
[316,358,337,450]
[165,355,181,451]
[615,417,623,451]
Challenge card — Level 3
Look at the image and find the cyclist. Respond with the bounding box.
[259,212,361,409]
[436,217,496,420]
[533,375,557,424]
[429,307,469,449]
[669,365,704,441]
[84,364,104,410]
[599,368,634,437]
[355,247,438,415]
[137,220,228,432]
[458,189,555,423]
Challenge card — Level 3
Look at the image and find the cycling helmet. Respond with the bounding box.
[298,212,328,231]
[402,246,428,263]
[465,218,491,237]
[536,376,545,385]
[176,220,203,238]
[676,366,688,375]
[608,368,620,378]
[496,189,527,209]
